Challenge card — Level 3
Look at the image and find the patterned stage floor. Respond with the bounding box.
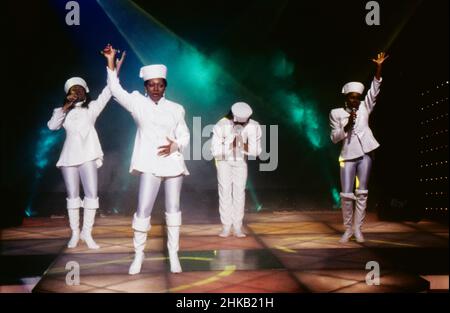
[1,212,448,293]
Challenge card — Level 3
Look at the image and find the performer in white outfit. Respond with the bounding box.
[47,52,125,249]
[329,52,389,243]
[103,45,189,274]
[211,102,262,238]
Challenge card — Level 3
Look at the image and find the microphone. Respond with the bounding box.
[347,107,357,143]
[351,107,357,129]
[63,98,78,112]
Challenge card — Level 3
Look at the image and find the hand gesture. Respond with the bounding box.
[62,90,78,112]
[102,44,116,60]
[102,44,118,70]
[344,111,357,133]
[115,50,126,75]
[158,137,178,157]
[372,52,389,80]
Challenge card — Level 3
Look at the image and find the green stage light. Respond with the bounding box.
[331,187,340,209]
[35,128,63,172]
[279,90,325,150]
[272,52,294,78]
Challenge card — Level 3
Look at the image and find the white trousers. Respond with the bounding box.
[340,154,372,193]
[216,160,248,229]
[61,160,98,205]
[136,173,183,218]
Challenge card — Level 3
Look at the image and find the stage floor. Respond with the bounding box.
[1,211,448,293]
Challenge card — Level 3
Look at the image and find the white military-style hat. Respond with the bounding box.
[64,77,89,93]
[139,64,167,81]
[231,102,253,123]
[342,82,364,95]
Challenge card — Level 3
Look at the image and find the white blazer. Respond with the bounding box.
[107,68,190,177]
[329,77,382,160]
[211,117,262,161]
[47,86,111,168]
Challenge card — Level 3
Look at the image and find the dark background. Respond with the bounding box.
[3,0,448,225]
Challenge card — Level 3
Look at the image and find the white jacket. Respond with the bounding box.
[107,68,190,176]
[47,86,111,168]
[329,77,382,160]
[211,117,262,161]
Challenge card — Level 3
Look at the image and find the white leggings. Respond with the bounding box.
[340,153,373,193]
[61,160,98,200]
[136,173,183,218]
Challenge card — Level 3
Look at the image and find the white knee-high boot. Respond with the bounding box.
[339,192,355,243]
[80,197,100,249]
[354,189,368,243]
[129,214,151,275]
[166,212,182,273]
[67,197,82,248]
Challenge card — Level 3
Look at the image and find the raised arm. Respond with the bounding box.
[115,50,126,76]
[364,52,389,112]
[87,85,111,119]
[88,50,128,118]
[103,44,135,113]
[373,52,388,81]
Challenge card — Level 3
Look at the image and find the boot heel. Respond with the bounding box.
[130,214,151,275]
[67,207,81,249]
[166,212,182,273]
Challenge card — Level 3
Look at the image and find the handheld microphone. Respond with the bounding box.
[63,98,78,112]
[351,107,357,129]
[347,107,357,143]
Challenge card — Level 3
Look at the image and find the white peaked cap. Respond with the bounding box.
[342,82,364,95]
[139,64,167,81]
[64,77,89,93]
[231,102,253,123]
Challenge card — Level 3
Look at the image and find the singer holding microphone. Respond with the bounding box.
[329,52,389,243]
[47,47,125,249]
